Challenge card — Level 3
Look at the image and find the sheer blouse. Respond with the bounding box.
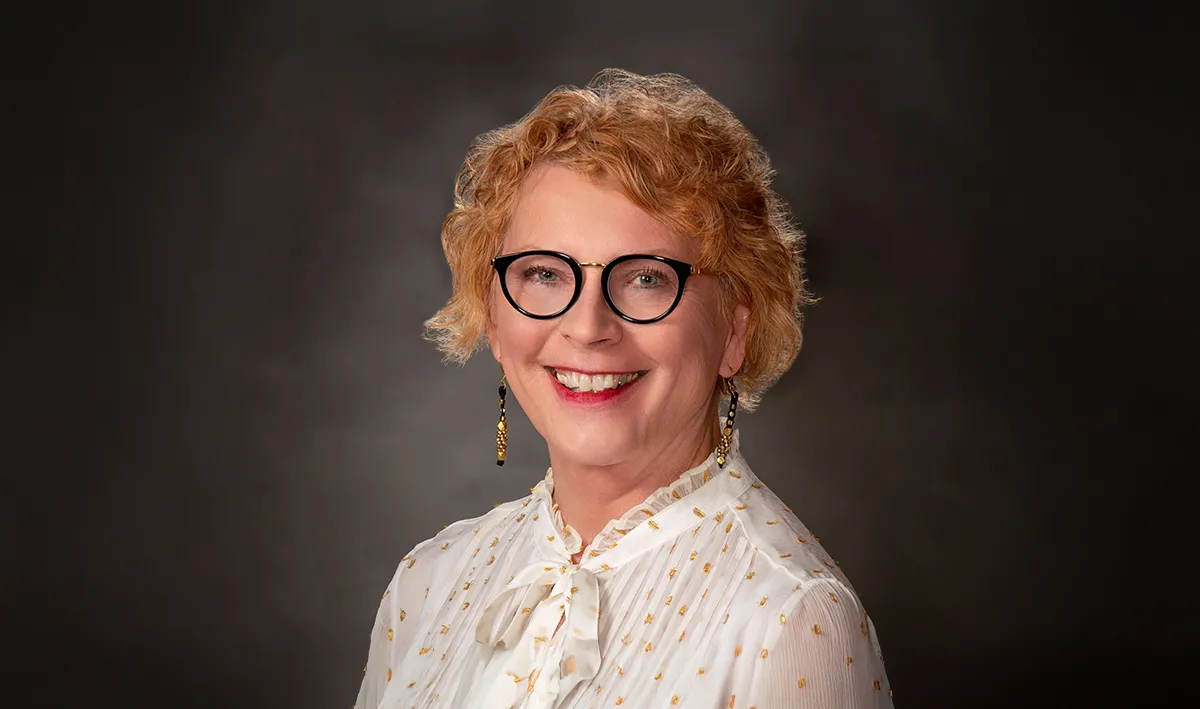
[355,433,893,708]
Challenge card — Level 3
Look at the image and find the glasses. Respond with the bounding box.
[491,250,708,324]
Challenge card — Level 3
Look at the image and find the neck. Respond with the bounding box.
[547,403,722,559]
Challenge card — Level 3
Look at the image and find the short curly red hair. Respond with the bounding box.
[424,69,815,410]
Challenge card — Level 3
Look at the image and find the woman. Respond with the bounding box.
[355,69,893,708]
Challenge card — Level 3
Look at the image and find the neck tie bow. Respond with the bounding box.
[474,560,602,707]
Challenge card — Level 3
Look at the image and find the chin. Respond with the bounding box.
[546,425,638,468]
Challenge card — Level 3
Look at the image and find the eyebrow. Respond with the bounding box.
[503,246,691,262]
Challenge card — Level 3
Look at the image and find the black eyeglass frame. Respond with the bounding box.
[491,250,706,324]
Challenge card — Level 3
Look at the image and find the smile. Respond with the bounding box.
[548,367,646,393]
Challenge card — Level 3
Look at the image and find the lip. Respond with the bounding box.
[545,365,646,377]
[545,366,646,405]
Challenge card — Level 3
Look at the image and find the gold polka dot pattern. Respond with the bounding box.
[352,431,892,708]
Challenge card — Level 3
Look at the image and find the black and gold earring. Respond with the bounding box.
[716,377,738,468]
[496,374,508,466]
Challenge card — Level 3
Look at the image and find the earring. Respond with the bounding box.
[716,377,738,468]
[496,374,508,466]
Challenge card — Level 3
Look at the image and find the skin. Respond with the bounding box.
[488,163,750,561]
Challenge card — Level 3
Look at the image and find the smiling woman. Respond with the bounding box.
[485,163,743,474]
[354,69,893,709]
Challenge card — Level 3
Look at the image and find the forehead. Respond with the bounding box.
[504,163,695,261]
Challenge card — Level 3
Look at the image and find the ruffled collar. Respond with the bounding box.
[470,432,751,707]
[530,430,742,561]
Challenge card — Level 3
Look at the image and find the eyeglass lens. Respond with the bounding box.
[503,253,681,321]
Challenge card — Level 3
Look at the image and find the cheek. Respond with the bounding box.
[658,299,728,367]
[491,299,551,362]
[490,282,528,356]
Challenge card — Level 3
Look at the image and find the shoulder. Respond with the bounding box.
[366,491,538,636]
[719,467,886,657]
[724,464,869,616]
[393,490,538,579]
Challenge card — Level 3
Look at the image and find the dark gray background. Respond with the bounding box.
[8,1,1185,707]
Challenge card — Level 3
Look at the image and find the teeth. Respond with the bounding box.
[554,369,642,392]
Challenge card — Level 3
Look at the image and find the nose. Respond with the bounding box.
[558,268,623,347]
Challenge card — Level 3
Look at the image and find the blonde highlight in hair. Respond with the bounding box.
[423,69,816,410]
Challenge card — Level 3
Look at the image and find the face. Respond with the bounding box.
[487,163,749,470]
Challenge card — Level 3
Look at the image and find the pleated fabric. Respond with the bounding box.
[355,432,893,709]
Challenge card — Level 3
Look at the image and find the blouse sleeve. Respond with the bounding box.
[354,550,435,709]
[750,577,894,709]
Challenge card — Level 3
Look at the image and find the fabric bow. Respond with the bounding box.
[474,560,602,707]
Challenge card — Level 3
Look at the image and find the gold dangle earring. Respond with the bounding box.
[496,374,508,466]
[716,377,738,468]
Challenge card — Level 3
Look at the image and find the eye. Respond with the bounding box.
[522,266,562,283]
[629,268,669,288]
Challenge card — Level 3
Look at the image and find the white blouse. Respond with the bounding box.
[355,432,893,708]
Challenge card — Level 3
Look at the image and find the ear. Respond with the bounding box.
[718,303,751,378]
[484,274,506,365]
[486,315,504,365]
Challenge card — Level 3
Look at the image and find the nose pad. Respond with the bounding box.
[558,271,623,345]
